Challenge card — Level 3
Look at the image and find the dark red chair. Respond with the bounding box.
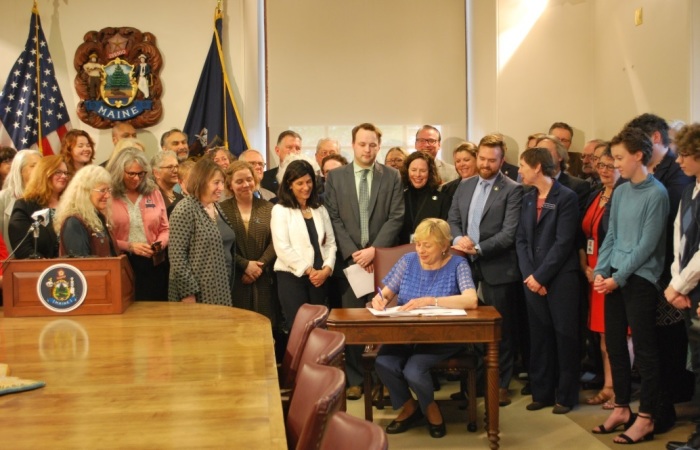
[319,411,388,450]
[361,244,478,431]
[286,363,345,450]
[279,304,329,390]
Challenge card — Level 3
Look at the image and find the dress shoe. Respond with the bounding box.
[428,421,447,438]
[526,401,554,411]
[346,386,363,400]
[386,408,424,434]
[552,404,572,414]
[498,388,511,407]
[521,382,532,395]
[667,433,700,450]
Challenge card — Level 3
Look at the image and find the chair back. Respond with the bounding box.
[280,304,329,389]
[373,243,415,288]
[286,363,345,450]
[298,328,345,373]
[319,411,388,450]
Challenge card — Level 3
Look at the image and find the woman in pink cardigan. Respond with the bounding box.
[108,149,170,300]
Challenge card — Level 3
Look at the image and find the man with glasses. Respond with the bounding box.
[549,122,584,178]
[415,125,458,184]
[151,150,182,214]
[239,149,276,201]
[315,138,340,196]
[581,139,606,189]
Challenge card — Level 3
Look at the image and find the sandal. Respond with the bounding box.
[614,413,654,445]
[586,386,614,405]
[592,405,636,434]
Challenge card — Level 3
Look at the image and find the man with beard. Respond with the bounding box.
[448,133,524,406]
[581,139,606,189]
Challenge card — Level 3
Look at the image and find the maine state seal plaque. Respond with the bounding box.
[36,264,88,313]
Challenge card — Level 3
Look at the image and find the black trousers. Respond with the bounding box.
[605,273,659,414]
[524,269,580,407]
[127,253,168,301]
[276,271,327,331]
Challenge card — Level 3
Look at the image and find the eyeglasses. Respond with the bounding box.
[92,187,113,195]
[159,165,179,171]
[52,170,70,178]
[416,138,439,145]
[125,171,147,178]
[386,158,405,164]
[596,162,615,171]
[247,161,266,168]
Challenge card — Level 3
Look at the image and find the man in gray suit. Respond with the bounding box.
[448,133,524,406]
[415,125,459,184]
[324,122,404,399]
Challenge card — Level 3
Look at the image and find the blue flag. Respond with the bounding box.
[0,4,71,155]
[184,6,249,158]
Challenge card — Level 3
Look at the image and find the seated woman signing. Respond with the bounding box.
[370,218,477,439]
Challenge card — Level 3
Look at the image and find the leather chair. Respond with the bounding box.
[319,411,388,450]
[361,243,478,431]
[283,328,345,415]
[279,304,329,390]
[286,363,345,450]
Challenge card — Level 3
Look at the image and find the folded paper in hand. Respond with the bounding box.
[343,264,374,298]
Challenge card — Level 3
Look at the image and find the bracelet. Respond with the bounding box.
[434,297,438,307]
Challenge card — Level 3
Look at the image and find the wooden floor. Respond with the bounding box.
[345,378,698,449]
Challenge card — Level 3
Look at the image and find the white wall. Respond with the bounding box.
[0,0,263,162]
[266,0,468,167]
[469,0,693,163]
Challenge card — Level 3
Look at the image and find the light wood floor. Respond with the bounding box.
[345,378,697,449]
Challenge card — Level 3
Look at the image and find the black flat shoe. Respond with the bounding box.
[526,401,554,411]
[386,408,424,434]
[428,421,446,438]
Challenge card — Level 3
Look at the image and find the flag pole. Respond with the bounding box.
[33,0,43,153]
[215,2,229,150]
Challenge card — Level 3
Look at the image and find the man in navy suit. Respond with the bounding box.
[324,123,404,399]
[448,133,524,406]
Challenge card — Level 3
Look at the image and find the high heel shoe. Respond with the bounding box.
[592,405,636,434]
[614,413,654,445]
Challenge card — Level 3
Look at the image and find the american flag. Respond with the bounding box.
[0,4,70,155]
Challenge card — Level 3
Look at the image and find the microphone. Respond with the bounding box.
[31,208,50,227]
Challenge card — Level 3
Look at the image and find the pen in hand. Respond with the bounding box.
[376,287,386,311]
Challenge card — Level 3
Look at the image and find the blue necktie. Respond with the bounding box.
[468,181,489,245]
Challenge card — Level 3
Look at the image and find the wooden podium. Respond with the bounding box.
[2,255,135,317]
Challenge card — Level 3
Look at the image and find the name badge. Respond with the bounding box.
[542,202,556,210]
[586,238,595,255]
[145,198,156,208]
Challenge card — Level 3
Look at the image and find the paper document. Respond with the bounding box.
[343,264,374,298]
[367,306,467,317]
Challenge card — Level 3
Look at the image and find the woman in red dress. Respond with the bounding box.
[579,147,620,408]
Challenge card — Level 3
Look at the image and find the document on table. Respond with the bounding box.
[343,263,374,298]
[367,306,468,317]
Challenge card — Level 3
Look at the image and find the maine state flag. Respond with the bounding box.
[184,5,249,158]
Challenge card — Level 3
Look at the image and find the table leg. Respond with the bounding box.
[486,341,500,450]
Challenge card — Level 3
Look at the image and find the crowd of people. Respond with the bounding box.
[2,114,700,447]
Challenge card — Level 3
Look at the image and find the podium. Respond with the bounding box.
[2,255,135,317]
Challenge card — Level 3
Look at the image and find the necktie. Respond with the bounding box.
[253,190,261,199]
[359,169,370,247]
[468,181,489,245]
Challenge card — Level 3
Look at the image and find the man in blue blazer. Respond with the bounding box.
[448,134,524,406]
[324,122,404,399]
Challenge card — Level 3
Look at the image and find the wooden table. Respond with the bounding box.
[0,302,286,449]
[327,306,502,450]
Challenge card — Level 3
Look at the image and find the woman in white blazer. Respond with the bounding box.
[271,159,336,329]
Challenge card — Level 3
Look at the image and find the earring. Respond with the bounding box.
[441,250,447,256]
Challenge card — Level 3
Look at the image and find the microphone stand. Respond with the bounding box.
[29,220,41,259]
[0,222,41,272]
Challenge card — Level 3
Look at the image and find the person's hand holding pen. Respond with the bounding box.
[371,287,389,311]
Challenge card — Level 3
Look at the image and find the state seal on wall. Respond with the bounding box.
[37,264,88,313]
[74,27,163,129]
